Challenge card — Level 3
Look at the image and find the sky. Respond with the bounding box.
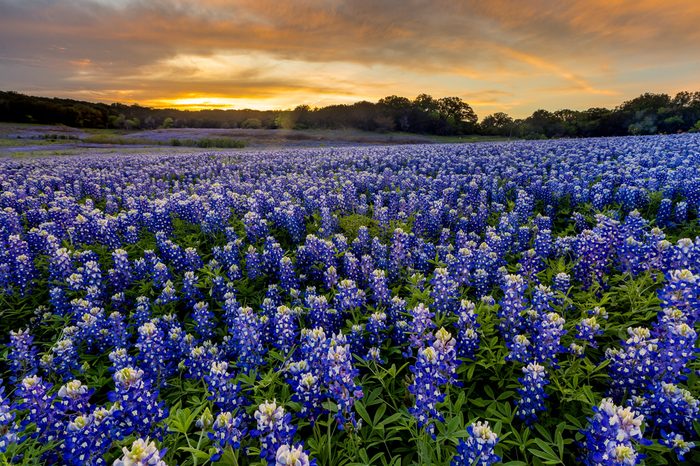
[1,0,699,118]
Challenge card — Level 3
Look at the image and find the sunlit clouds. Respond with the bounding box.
[1,0,699,116]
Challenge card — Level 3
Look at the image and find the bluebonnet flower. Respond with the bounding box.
[348,324,365,356]
[60,406,117,465]
[334,279,364,313]
[431,267,459,315]
[576,316,603,348]
[16,375,56,440]
[278,256,299,292]
[183,343,220,380]
[325,332,363,429]
[7,328,38,381]
[408,328,457,438]
[109,248,132,292]
[43,337,81,381]
[506,334,532,363]
[205,361,246,412]
[109,348,135,372]
[246,245,263,280]
[113,437,167,466]
[275,443,316,466]
[181,271,202,306]
[516,362,548,425]
[606,327,660,399]
[0,384,18,453]
[136,321,172,384]
[631,382,698,437]
[660,432,695,461]
[658,269,698,322]
[155,280,177,305]
[579,398,649,466]
[132,296,152,328]
[498,274,528,344]
[107,311,129,349]
[369,269,391,305]
[57,379,93,415]
[273,305,298,354]
[209,411,247,462]
[110,367,168,438]
[192,301,216,341]
[451,420,500,466]
[228,306,266,372]
[323,265,338,290]
[366,311,387,347]
[531,311,566,366]
[251,400,296,464]
[407,303,435,354]
[552,272,570,302]
[306,294,340,333]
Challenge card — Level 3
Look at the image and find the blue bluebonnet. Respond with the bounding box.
[334,279,364,313]
[273,305,298,354]
[43,337,81,381]
[192,301,216,341]
[60,405,117,465]
[110,367,167,438]
[56,379,93,415]
[431,267,459,314]
[113,437,167,466]
[181,271,202,306]
[278,256,299,292]
[16,375,56,440]
[516,362,548,425]
[498,274,528,344]
[205,361,246,412]
[408,328,457,438]
[324,332,363,429]
[451,420,500,466]
[7,328,38,382]
[576,312,604,348]
[366,311,387,347]
[136,320,172,384]
[183,343,221,380]
[579,398,649,466]
[606,327,661,399]
[251,400,296,464]
[369,269,391,305]
[407,303,435,354]
[209,411,247,462]
[228,306,266,372]
[630,382,698,438]
[323,265,338,289]
[275,443,317,466]
[660,432,695,462]
[0,383,18,453]
[531,311,566,366]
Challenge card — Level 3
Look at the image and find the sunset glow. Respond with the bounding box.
[1,0,700,116]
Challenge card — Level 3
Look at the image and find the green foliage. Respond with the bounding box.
[338,214,379,240]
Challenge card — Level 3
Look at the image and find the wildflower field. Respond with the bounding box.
[1,135,699,465]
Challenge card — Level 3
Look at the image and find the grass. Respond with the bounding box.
[170,137,246,148]
[82,134,157,145]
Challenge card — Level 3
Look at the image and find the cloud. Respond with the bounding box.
[0,0,699,116]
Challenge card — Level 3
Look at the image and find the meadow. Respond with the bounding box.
[0,134,698,465]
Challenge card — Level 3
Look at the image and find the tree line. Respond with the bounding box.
[2,90,700,138]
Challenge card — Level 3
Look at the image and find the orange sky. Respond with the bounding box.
[1,0,699,117]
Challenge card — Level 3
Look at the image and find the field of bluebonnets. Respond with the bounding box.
[1,134,699,466]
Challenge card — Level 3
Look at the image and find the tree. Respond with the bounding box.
[480,112,514,136]
[437,97,478,134]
